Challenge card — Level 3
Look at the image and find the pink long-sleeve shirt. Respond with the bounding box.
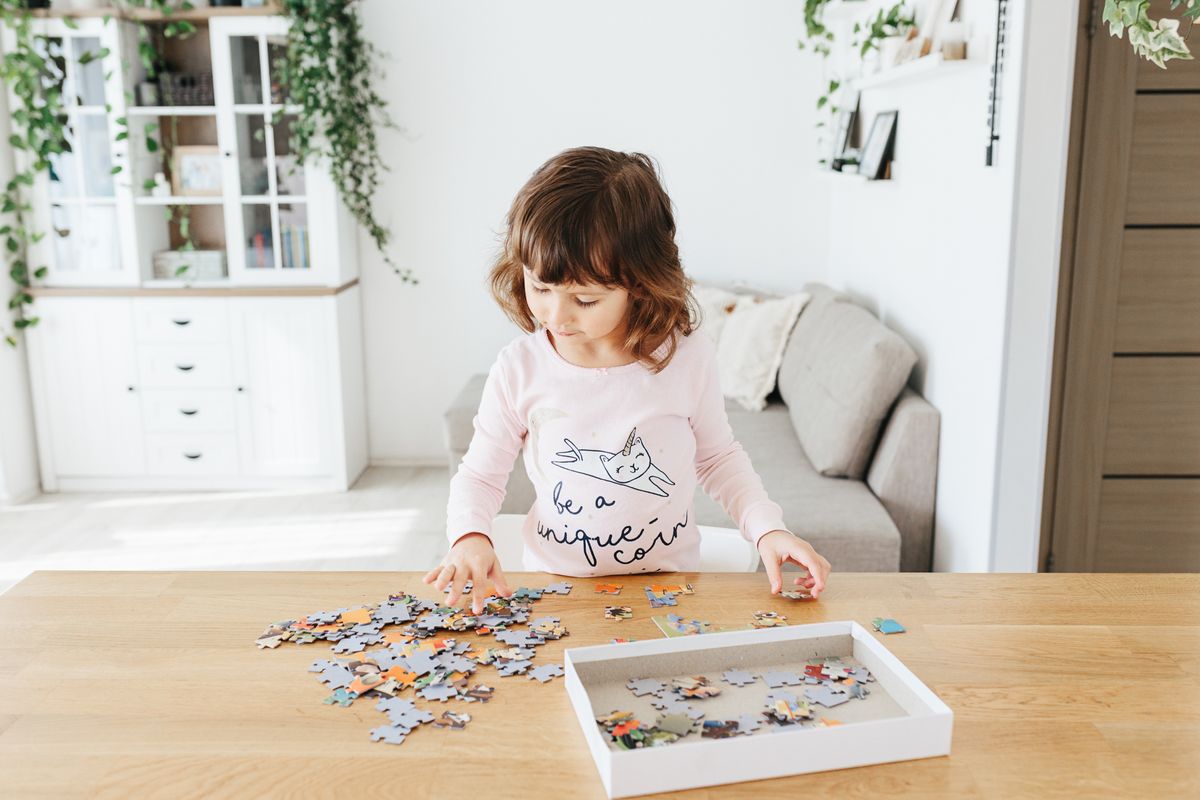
[446,326,789,577]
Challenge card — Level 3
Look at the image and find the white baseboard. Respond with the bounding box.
[0,485,40,506]
[369,458,449,469]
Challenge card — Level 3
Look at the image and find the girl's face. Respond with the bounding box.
[523,266,631,350]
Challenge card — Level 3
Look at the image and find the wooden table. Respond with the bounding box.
[0,571,1197,798]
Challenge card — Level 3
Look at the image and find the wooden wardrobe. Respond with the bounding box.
[1044,0,1200,572]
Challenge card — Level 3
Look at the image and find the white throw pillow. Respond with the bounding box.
[692,284,742,346]
[717,292,811,411]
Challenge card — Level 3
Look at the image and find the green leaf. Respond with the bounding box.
[146,138,159,153]
[34,267,48,279]
[110,166,122,175]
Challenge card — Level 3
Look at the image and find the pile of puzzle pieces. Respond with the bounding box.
[255,581,574,745]
[596,657,875,749]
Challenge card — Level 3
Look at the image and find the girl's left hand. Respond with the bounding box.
[756,530,831,599]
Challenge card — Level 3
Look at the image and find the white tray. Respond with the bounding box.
[564,620,952,798]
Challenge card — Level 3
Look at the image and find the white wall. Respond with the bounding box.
[357,0,830,465]
[822,0,1029,571]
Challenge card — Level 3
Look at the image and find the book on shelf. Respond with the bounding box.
[280,222,310,269]
[253,231,268,269]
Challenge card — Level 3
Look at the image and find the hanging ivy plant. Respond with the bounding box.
[276,0,416,284]
[1104,0,1198,67]
[0,1,86,346]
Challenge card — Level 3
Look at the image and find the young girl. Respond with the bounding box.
[424,146,830,614]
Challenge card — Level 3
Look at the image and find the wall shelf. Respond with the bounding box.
[852,54,985,91]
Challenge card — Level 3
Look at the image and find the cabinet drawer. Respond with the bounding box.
[142,388,236,433]
[133,298,230,344]
[145,433,239,476]
[138,344,233,388]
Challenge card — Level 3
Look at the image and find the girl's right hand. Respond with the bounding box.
[422,532,512,615]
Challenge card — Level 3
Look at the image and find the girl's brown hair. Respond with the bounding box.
[488,146,699,373]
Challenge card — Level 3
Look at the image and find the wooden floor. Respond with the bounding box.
[0,466,451,596]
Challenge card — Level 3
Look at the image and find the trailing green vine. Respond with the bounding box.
[1104,0,1198,67]
[276,0,416,283]
[1,2,86,345]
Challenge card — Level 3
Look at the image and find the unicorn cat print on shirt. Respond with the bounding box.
[551,427,676,497]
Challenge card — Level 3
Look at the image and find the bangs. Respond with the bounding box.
[513,193,623,289]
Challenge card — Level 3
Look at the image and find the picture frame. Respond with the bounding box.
[828,90,860,170]
[170,145,223,197]
[860,110,898,180]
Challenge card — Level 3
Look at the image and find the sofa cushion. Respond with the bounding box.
[691,397,902,572]
[777,292,917,479]
[717,292,809,412]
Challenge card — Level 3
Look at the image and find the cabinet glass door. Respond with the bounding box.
[214,18,315,284]
[25,26,127,284]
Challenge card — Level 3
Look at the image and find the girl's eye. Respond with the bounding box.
[531,285,598,307]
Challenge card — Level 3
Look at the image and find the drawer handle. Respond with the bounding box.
[172,319,192,327]
[180,408,198,416]
[176,363,195,372]
[183,452,203,460]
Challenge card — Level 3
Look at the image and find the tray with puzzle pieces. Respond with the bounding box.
[564,620,952,798]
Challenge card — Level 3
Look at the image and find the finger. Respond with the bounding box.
[787,551,826,597]
[489,562,512,598]
[422,566,442,584]
[445,577,461,609]
[763,552,783,594]
[433,563,456,592]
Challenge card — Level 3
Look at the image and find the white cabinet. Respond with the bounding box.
[27,298,145,477]
[231,296,332,477]
[8,9,370,493]
[25,290,367,491]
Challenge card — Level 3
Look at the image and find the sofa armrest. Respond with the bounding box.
[442,373,536,515]
[442,374,488,477]
[866,388,939,571]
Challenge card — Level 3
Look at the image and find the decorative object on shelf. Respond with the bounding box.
[1103,0,1198,68]
[153,248,227,280]
[158,71,215,106]
[136,79,161,106]
[171,145,223,196]
[276,0,416,283]
[855,3,917,67]
[939,20,966,60]
[151,171,171,197]
[860,110,898,181]
[926,0,960,55]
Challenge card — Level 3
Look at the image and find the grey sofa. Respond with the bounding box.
[443,282,939,572]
